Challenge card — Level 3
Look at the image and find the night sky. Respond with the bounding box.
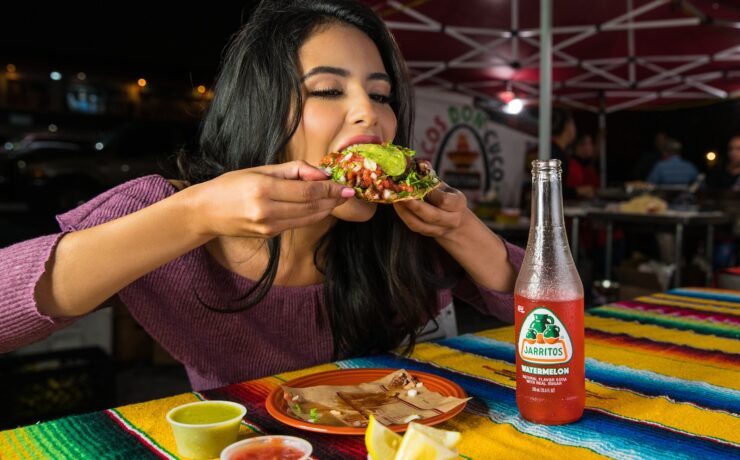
[1,3,261,84]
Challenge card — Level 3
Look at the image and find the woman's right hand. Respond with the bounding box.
[186,160,355,239]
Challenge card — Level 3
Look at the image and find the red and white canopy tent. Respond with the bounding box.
[366,0,740,173]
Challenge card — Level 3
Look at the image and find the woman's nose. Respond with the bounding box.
[347,92,379,127]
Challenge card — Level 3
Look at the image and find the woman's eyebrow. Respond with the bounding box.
[368,72,391,83]
[301,66,391,83]
[301,66,348,81]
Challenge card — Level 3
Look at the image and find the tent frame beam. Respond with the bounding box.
[386,0,736,114]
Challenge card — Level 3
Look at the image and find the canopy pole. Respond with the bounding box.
[538,0,552,160]
[599,91,607,188]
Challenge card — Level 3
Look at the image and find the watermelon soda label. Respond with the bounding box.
[515,295,584,424]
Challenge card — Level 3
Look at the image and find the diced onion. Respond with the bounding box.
[363,158,377,170]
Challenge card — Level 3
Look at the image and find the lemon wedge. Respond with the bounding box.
[393,423,460,460]
[404,423,461,449]
[366,415,402,460]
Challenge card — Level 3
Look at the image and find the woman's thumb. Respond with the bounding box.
[259,160,330,181]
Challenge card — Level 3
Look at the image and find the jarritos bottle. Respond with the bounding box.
[514,159,584,424]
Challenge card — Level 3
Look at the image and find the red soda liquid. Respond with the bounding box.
[515,295,584,425]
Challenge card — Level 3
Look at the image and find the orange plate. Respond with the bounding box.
[265,368,467,435]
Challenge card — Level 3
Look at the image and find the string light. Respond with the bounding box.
[706,151,717,161]
[50,71,62,81]
[196,85,206,94]
[137,78,147,87]
[77,72,87,81]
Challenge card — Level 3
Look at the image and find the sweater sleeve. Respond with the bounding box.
[0,175,174,353]
[449,239,524,324]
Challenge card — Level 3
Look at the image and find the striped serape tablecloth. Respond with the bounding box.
[1,287,738,459]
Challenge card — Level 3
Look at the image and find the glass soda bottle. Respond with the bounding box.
[514,159,584,424]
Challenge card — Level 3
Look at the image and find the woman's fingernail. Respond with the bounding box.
[341,188,356,198]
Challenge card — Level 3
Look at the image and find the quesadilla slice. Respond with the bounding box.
[319,143,441,203]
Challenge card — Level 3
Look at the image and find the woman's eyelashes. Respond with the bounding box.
[308,88,392,104]
[370,94,392,104]
[309,88,342,98]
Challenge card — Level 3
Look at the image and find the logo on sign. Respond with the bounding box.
[517,307,572,365]
[436,128,486,191]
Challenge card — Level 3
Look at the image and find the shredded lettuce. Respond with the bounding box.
[403,170,437,190]
[331,167,345,182]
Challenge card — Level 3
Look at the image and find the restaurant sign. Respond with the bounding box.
[413,89,535,207]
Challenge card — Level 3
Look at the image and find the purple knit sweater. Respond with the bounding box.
[0,175,524,390]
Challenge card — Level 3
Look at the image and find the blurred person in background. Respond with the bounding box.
[566,133,624,282]
[708,133,740,191]
[566,133,599,199]
[647,138,699,186]
[551,108,576,170]
[551,108,576,198]
[633,131,668,181]
[708,134,740,269]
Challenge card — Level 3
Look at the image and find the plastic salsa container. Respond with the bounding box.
[220,435,312,460]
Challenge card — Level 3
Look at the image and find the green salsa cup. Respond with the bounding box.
[166,400,247,459]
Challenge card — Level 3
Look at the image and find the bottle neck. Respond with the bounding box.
[516,160,583,301]
[531,170,565,228]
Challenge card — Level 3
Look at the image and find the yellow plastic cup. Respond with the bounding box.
[166,400,247,459]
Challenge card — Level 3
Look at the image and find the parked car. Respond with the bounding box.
[0,121,198,212]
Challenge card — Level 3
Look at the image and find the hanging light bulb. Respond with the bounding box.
[503,98,524,114]
[498,80,523,114]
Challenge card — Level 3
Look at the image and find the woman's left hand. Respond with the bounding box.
[393,183,468,241]
[396,183,516,293]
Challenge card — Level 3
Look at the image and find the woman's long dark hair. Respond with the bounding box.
[178,0,455,360]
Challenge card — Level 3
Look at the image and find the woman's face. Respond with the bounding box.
[285,23,398,222]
